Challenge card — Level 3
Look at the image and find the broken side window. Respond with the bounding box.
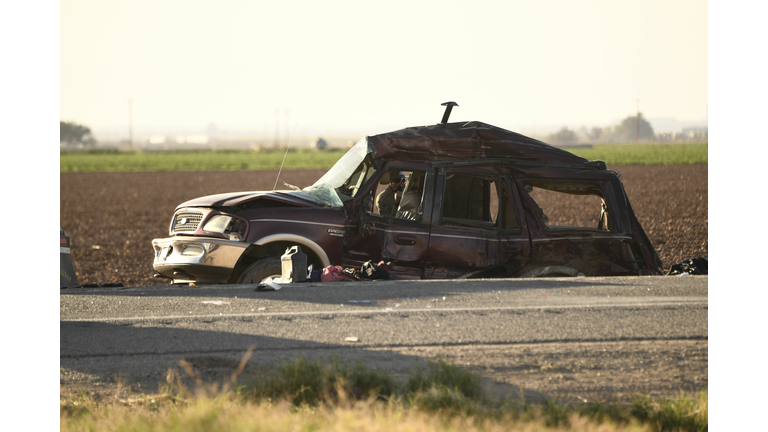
[395,170,427,222]
[441,172,499,229]
[370,170,427,222]
[522,181,611,231]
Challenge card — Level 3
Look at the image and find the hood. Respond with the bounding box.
[176,190,318,209]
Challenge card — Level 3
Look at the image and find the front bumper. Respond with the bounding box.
[152,236,249,284]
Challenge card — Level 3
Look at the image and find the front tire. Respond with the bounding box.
[236,258,282,284]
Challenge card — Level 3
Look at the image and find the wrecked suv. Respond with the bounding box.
[152,107,661,285]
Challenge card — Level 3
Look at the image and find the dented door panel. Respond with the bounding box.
[345,220,430,279]
[424,166,530,278]
[525,234,636,276]
[425,229,503,278]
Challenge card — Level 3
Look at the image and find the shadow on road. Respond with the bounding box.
[60,320,542,401]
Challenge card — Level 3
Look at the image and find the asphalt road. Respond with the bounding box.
[60,275,708,402]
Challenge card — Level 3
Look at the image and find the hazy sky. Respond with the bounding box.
[61,0,708,137]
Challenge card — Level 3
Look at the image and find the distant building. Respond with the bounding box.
[310,137,328,150]
[148,135,167,144]
[681,127,708,140]
[175,135,209,145]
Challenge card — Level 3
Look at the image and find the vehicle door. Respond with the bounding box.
[341,165,434,279]
[423,166,530,278]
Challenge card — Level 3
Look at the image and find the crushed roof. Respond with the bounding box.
[368,121,589,165]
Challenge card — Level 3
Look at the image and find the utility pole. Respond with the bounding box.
[635,98,640,142]
[274,109,280,147]
[284,109,289,147]
[128,98,133,149]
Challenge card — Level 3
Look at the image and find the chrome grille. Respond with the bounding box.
[173,211,203,232]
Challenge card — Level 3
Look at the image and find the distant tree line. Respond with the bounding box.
[61,121,96,147]
[548,113,657,144]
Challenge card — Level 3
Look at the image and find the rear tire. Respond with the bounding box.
[236,258,282,284]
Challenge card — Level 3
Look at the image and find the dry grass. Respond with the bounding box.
[60,356,707,432]
[60,396,658,432]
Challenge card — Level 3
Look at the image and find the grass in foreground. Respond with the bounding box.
[60,355,707,432]
[59,143,707,173]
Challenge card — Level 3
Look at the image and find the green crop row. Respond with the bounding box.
[60,143,707,173]
[59,148,347,173]
[567,143,708,165]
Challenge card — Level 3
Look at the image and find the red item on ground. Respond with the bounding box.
[320,265,356,282]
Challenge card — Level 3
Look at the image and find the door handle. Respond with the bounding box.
[394,234,417,245]
[503,243,523,253]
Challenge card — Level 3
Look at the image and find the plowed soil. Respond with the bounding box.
[60,165,707,287]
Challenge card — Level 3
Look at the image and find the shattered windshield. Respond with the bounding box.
[289,138,377,208]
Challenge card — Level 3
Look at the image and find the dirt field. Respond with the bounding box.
[60,165,707,287]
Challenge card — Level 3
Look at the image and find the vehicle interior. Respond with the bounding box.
[522,181,612,231]
[369,169,427,223]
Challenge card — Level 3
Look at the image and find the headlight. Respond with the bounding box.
[203,215,232,233]
[202,215,247,241]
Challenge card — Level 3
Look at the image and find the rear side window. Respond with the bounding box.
[441,172,519,231]
[442,173,496,222]
[523,181,612,231]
